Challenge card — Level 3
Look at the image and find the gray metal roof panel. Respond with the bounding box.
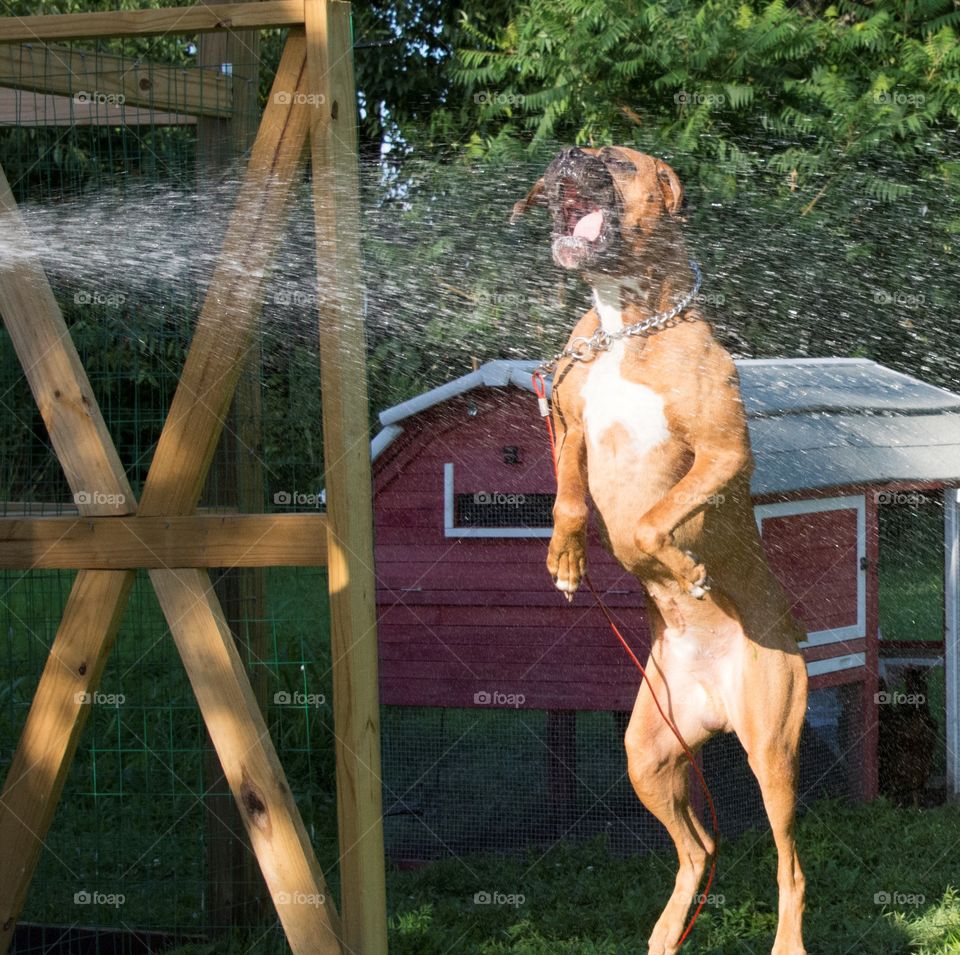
[752,443,960,495]
[738,359,960,417]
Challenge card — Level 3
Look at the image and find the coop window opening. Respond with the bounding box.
[443,462,553,538]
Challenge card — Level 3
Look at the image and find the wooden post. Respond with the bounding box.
[1,29,347,954]
[305,3,388,953]
[546,711,577,835]
[863,490,880,800]
[197,20,269,930]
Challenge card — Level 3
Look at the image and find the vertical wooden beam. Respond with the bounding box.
[305,3,388,953]
[946,487,960,800]
[0,162,138,954]
[197,21,269,930]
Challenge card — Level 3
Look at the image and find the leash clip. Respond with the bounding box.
[531,370,550,417]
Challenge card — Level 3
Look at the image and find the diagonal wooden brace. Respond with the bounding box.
[0,28,342,955]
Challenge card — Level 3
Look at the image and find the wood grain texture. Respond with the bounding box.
[0,1,305,43]
[0,86,197,126]
[151,567,341,953]
[0,43,233,117]
[306,3,387,952]
[0,513,328,569]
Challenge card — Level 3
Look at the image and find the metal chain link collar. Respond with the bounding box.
[536,260,703,377]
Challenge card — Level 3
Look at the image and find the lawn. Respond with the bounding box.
[159,799,960,955]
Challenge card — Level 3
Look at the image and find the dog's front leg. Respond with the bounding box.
[635,348,753,597]
[635,444,751,595]
[547,407,589,601]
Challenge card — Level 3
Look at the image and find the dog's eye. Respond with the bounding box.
[600,148,636,172]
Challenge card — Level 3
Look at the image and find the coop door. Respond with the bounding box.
[755,495,867,654]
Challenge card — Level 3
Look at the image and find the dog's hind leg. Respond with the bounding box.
[625,662,715,955]
[735,645,808,955]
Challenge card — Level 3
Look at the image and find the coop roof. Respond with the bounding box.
[372,357,960,496]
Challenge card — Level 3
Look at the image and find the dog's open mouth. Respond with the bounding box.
[561,184,606,241]
[545,154,619,270]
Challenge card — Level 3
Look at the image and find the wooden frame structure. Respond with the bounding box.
[0,3,386,954]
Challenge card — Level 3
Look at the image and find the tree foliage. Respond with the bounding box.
[364,0,960,391]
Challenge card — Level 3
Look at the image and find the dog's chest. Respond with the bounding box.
[581,349,669,454]
[581,282,670,455]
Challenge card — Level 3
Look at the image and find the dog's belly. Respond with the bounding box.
[581,346,677,554]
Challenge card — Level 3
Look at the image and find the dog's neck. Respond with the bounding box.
[591,258,697,335]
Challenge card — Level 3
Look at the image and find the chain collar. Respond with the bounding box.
[536,261,702,377]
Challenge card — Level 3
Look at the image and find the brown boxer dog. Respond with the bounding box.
[513,146,809,955]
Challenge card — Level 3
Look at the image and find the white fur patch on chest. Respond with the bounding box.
[592,276,645,334]
[582,351,670,454]
[582,279,668,454]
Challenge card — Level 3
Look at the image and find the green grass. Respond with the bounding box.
[381,800,960,955]
[161,800,960,955]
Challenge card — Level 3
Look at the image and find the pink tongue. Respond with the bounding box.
[573,209,603,241]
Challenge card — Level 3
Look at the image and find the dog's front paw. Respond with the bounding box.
[547,533,586,602]
[683,551,711,599]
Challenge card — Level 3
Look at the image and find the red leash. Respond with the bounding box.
[532,370,719,947]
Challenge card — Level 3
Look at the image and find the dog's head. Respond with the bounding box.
[511,146,685,276]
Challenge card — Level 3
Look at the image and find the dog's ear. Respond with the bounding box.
[655,160,684,217]
[510,177,546,224]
